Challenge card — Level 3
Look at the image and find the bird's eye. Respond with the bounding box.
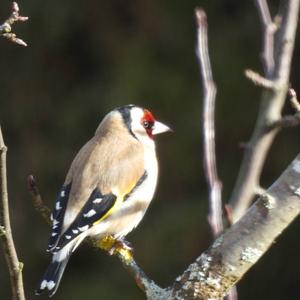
[143,120,153,129]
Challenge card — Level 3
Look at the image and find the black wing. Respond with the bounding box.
[50,187,117,252]
[47,183,72,251]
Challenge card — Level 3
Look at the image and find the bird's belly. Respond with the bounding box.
[89,196,151,240]
[107,197,151,237]
[90,149,158,240]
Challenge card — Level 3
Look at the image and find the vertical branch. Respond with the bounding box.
[195,9,238,300]
[229,0,300,222]
[195,8,223,237]
[255,0,276,77]
[0,127,25,300]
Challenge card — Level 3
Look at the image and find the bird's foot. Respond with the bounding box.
[98,235,116,252]
[98,236,134,262]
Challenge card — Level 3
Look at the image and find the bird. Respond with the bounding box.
[35,104,171,297]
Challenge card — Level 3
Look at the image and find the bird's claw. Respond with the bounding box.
[98,236,134,262]
[114,239,133,252]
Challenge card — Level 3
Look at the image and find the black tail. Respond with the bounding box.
[35,254,71,297]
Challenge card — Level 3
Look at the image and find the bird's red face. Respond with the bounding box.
[140,109,172,139]
[141,109,156,139]
[116,105,171,142]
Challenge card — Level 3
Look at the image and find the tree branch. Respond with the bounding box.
[244,69,275,89]
[27,175,51,226]
[266,89,300,129]
[0,2,28,47]
[195,8,238,300]
[195,8,223,238]
[172,153,300,299]
[255,0,277,76]
[0,127,25,300]
[229,0,300,222]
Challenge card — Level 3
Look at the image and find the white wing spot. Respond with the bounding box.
[56,201,62,210]
[51,232,58,237]
[60,190,65,197]
[52,225,58,229]
[72,229,79,234]
[78,225,89,232]
[53,219,59,226]
[83,209,96,218]
[65,235,71,239]
[93,198,102,204]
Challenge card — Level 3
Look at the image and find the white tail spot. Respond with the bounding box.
[47,280,56,290]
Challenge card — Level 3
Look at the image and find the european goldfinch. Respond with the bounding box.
[36,104,171,297]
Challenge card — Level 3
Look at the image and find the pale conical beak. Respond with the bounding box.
[152,121,172,135]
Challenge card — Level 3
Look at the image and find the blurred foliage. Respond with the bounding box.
[0,0,300,299]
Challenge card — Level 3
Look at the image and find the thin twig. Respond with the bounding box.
[0,127,25,300]
[195,8,223,237]
[0,2,28,47]
[268,114,300,130]
[27,175,51,226]
[255,0,277,77]
[268,88,300,128]
[244,69,275,89]
[115,251,171,299]
[195,9,238,300]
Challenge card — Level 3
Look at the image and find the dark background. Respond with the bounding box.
[1,0,300,299]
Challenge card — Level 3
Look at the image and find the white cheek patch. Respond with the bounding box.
[130,107,145,135]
